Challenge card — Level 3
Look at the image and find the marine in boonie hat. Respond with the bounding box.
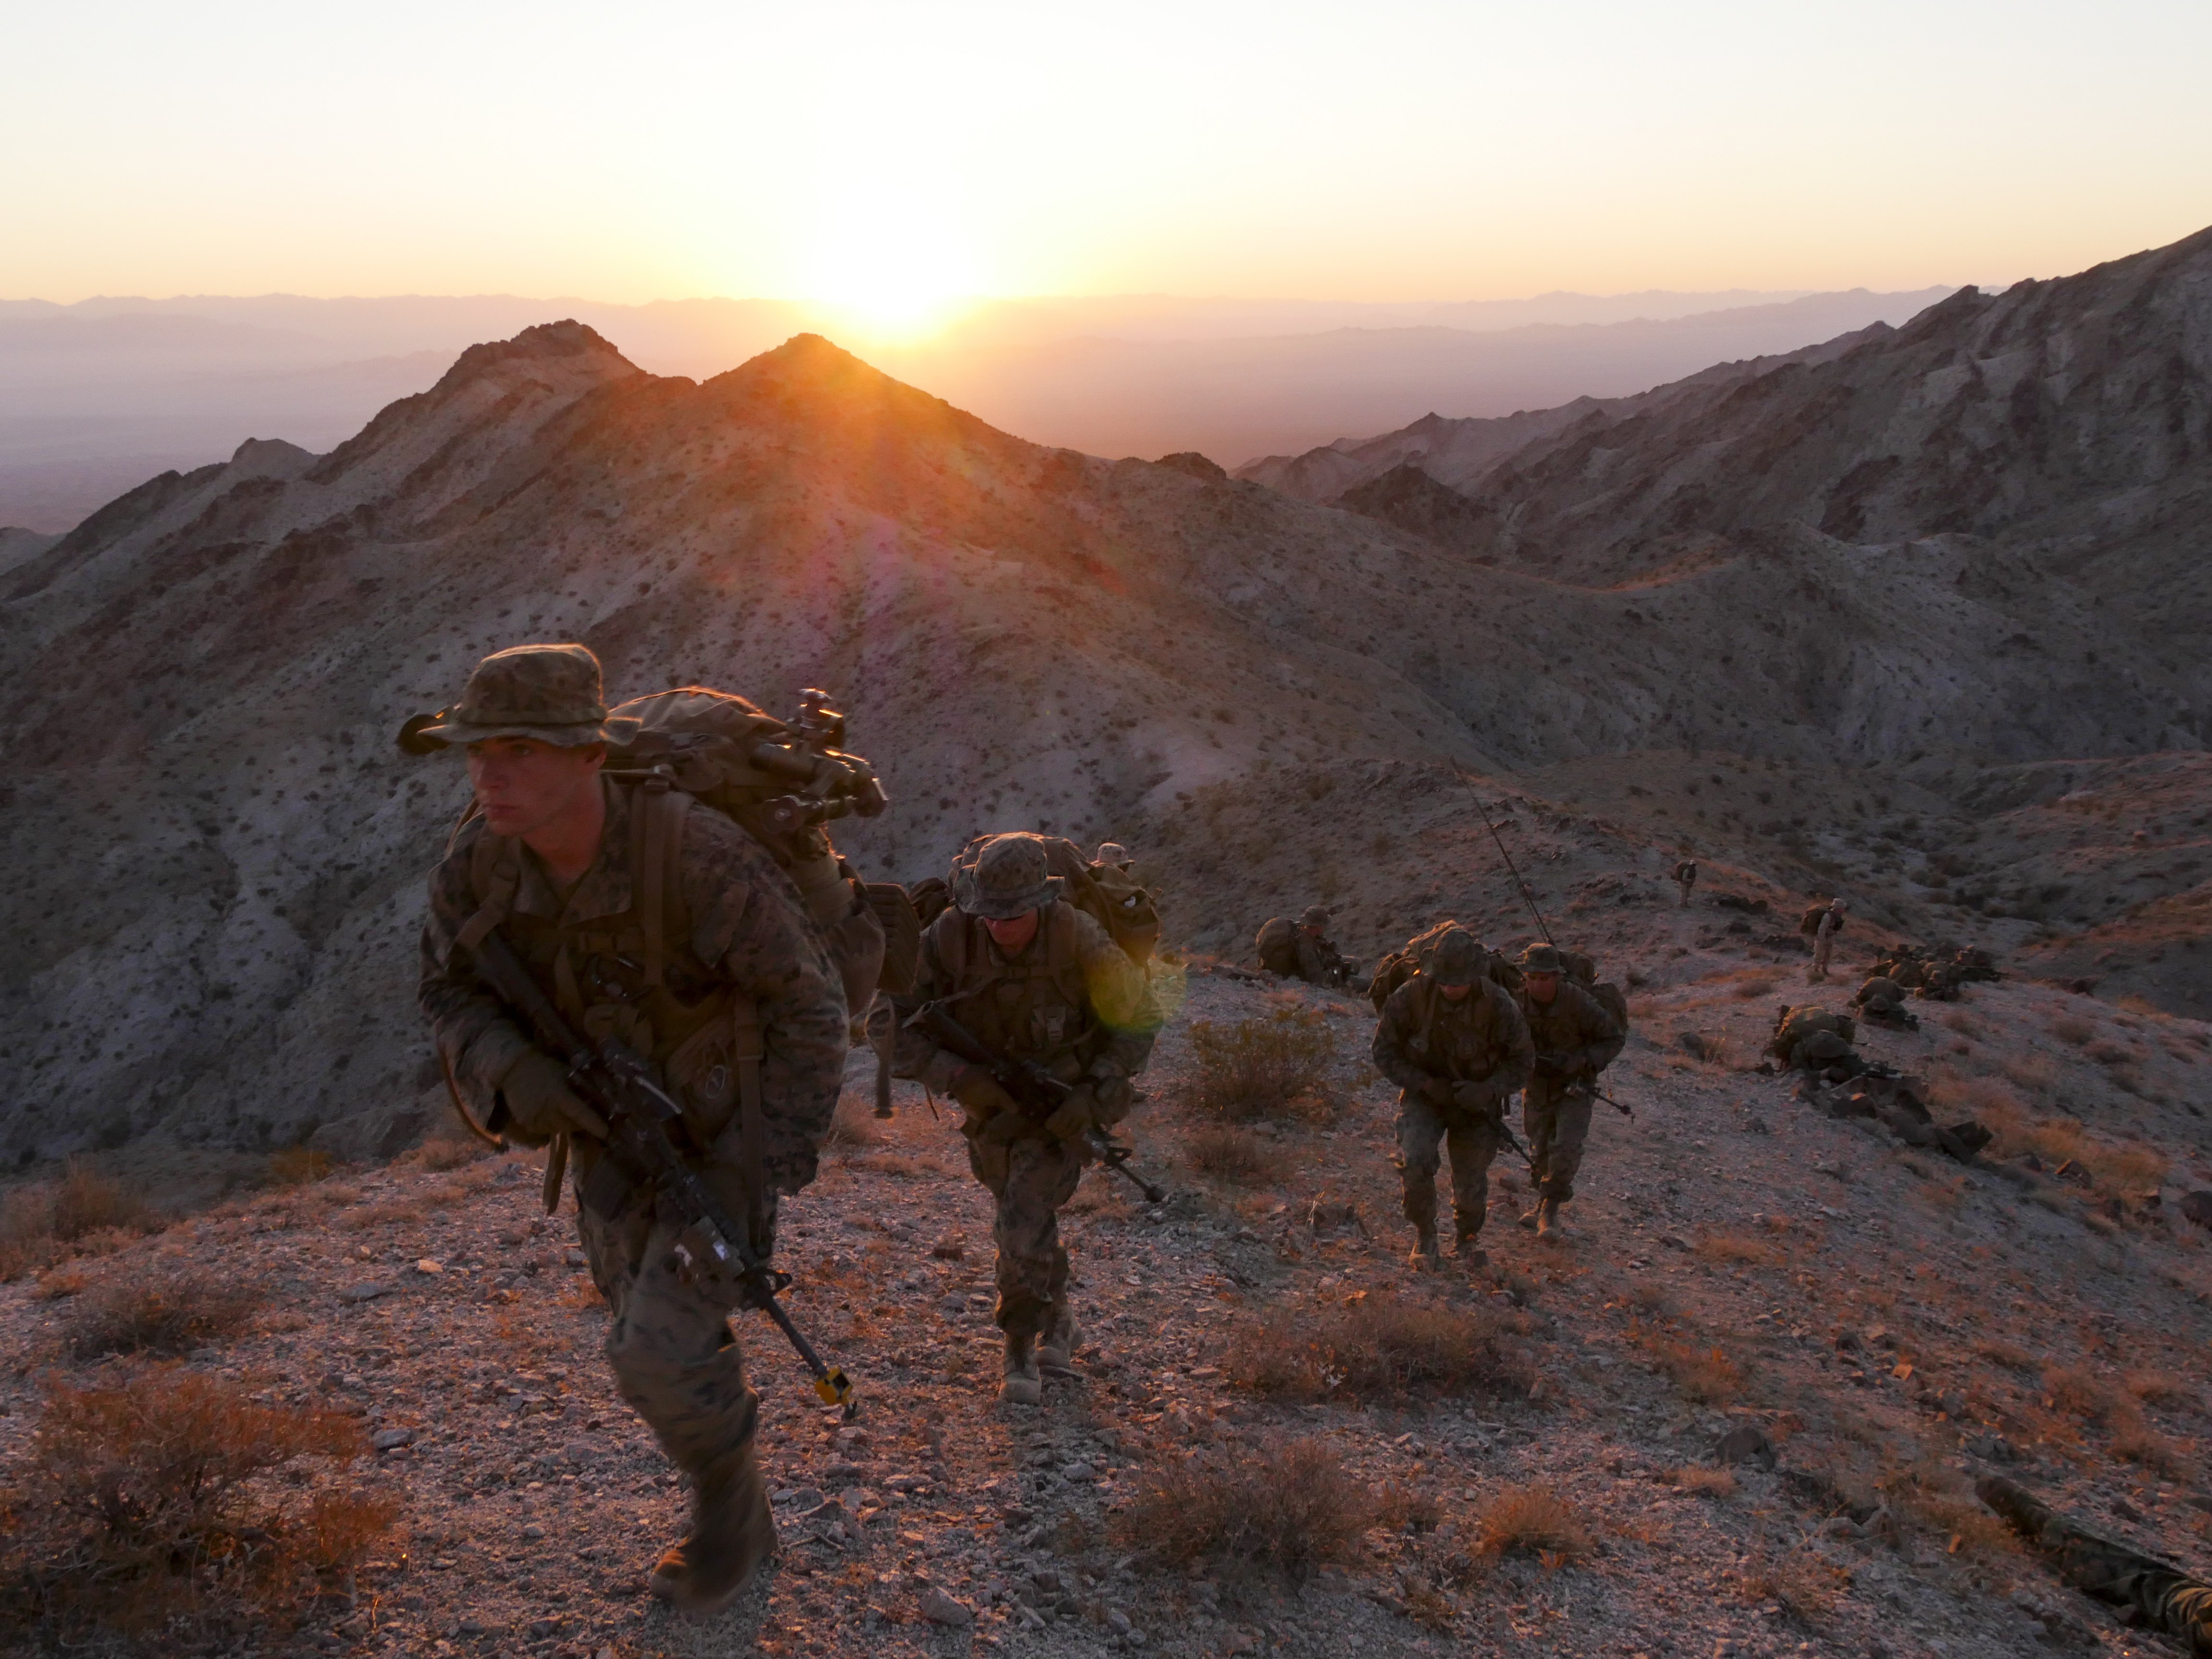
[1519,942,1565,975]
[954,833,1064,920]
[398,643,642,752]
[1429,928,1485,987]
[1299,904,1332,929]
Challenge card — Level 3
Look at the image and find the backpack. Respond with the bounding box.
[1366,921,1521,1013]
[1555,947,1631,1034]
[948,834,1161,967]
[1256,916,1299,975]
[1800,902,1843,938]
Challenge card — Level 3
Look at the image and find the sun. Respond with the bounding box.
[800,185,983,344]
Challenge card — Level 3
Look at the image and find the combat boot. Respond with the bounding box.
[649,1443,775,1617]
[1450,1230,1488,1269]
[1038,1304,1080,1374]
[1535,1197,1569,1238]
[1516,1204,1541,1231]
[1408,1226,1441,1272]
[1001,1333,1043,1405]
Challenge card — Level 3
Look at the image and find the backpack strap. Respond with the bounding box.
[733,991,768,1252]
[457,827,521,955]
[629,779,692,991]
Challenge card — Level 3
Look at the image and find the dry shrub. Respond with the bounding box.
[1475,1485,1589,1560]
[1737,1549,1848,1621]
[2110,1412,2193,1479]
[2116,995,2163,1018]
[1670,1467,1738,1498]
[1631,1328,1743,1404]
[1975,1339,2037,1372]
[1375,1482,1445,1533]
[2044,1366,2118,1423]
[2051,1013,2097,1046]
[1940,1008,1982,1038]
[1116,1437,1370,1579]
[3,1366,395,1637]
[399,1133,492,1173]
[1877,1459,2019,1561]
[1999,1055,2058,1099]
[1730,975,1778,1000]
[65,1268,262,1360]
[1186,1007,1337,1122]
[2125,1370,2193,1408]
[265,1146,334,1187]
[1226,1295,1528,1403]
[823,1090,889,1156]
[0,1160,158,1281]
[1629,1281,1678,1316]
[1695,1232,1782,1267]
[1933,1076,2168,1189]
[1184,1124,1288,1187]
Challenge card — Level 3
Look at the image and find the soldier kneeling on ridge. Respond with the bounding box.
[1851,974,1920,1031]
[1371,927,1533,1271]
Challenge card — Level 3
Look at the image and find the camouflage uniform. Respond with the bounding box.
[1673,858,1697,907]
[1514,946,1625,1211]
[1981,1476,2212,1654]
[1851,974,1918,1029]
[412,643,846,1613]
[1370,928,1534,1265]
[892,833,1157,1398]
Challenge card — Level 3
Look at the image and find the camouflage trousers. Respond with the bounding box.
[1522,1075,1593,1203]
[1394,1094,1501,1240]
[1808,933,1835,982]
[965,1132,1084,1342]
[577,1171,767,1477]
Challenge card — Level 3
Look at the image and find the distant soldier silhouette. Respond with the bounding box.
[1672,857,1698,907]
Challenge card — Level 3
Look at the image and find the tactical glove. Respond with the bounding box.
[1450,1080,1498,1113]
[498,1051,609,1142]
[1043,1084,1100,1143]
[1087,1072,1137,1126]
[950,1067,1019,1115]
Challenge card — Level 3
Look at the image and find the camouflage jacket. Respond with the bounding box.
[893,900,1159,1094]
[1293,930,1349,985]
[418,778,848,1195]
[1515,980,1625,1082]
[1372,977,1534,1098]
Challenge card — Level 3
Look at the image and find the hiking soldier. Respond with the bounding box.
[1672,858,1698,907]
[1804,896,1846,983]
[893,833,1159,1405]
[1512,943,1625,1238]
[1371,926,1534,1270]
[415,645,848,1616]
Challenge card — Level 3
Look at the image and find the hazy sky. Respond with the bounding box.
[10,0,2211,327]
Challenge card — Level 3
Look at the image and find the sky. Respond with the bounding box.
[8,0,2212,333]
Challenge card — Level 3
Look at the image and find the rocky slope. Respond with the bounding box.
[3,222,2208,1165]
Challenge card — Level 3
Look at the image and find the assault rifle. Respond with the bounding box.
[1534,1051,1635,1120]
[465,929,857,1416]
[751,687,890,834]
[910,1000,1166,1205]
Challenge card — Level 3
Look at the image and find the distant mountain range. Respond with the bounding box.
[0,286,1951,531]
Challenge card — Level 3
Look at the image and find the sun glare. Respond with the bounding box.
[800,185,984,344]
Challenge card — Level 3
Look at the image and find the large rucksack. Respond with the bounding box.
[1800,902,1843,938]
[949,834,1161,966]
[1366,921,1521,1012]
[1556,947,1631,1034]
[1255,916,1299,976]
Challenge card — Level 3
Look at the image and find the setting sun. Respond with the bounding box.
[798,183,985,343]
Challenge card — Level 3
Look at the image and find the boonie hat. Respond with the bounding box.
[1300,905,1332,928]
[1519,943,1565,974]
[402,643,641,750]
[1430,929,1484,987]
[955,833,1062,921]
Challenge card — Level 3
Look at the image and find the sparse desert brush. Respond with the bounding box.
[1876,1460,2019,1561]
[3,1365,394,1638]
[1117,1437,1371,1579]
[64,1267,262,1360]
[2125,1370,2193,1408]
[1226,1294,1528,1404]
[265,1146,335,1186]
[0,1159,159,1280]
[399,1133,490,1173]
[823,1090,890,1155]
[2110,1411,2193,1479]
[1628,1281,1679,1316]
[1185,1007,1338,1122]
[1374,1481,1445,1533]
[1939,1007,1982,1038]
[1937,1078,2168,1189]
[1475,1485,1589,1561]
[1999,1054,2059,1099]
[1695,1232,1782,1267]
[1183,1123,1288,1187]
[1729,974,1778,1000]
[2050,1012,2098,1046]
[1669,1467,1737,1499]
[2044,1365,2119,1423]
[1631,1328,1743,1404]
[1975,1338,2037,1372]
[1736,1548,1849,1620]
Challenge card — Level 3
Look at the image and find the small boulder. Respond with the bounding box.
[1713,1424,1776,1470]
[2178,1191,2212,1229]
[919,1586,974,1626]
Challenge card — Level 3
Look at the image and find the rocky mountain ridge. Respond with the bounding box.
[2,225,2208,1162]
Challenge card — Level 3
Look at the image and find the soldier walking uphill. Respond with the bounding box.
[1371,927,1534,1271]
[1512,944,1625,1239]
[894,833,1160,1405]
[414,645,849,1617]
